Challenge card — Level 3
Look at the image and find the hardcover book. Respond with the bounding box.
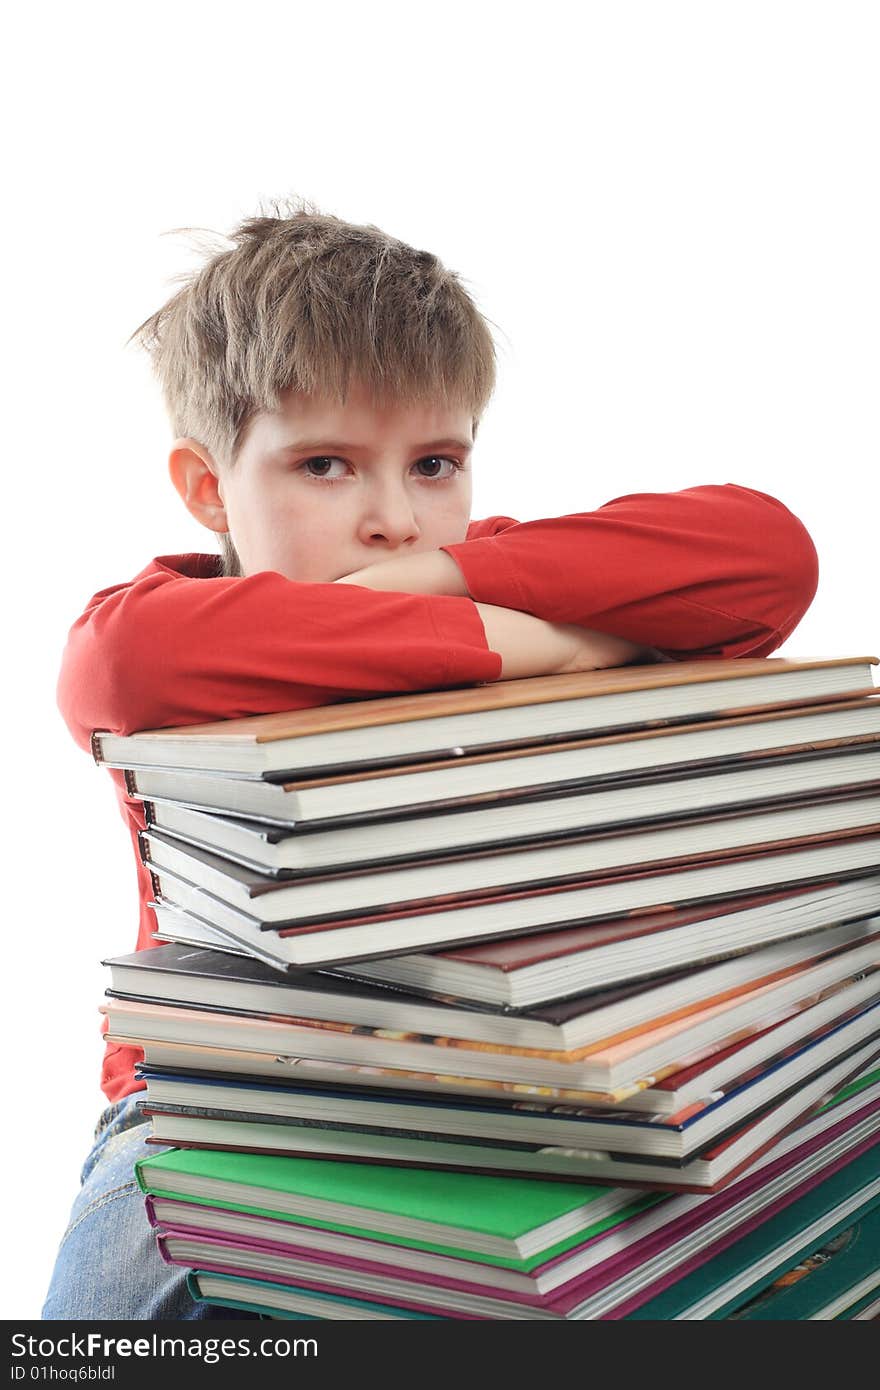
[339,877,880,1006]
[93,655,879,780]
[137,791,880,924]
[147,832,880,967]
[187,1272,439,1319]
[105,915,879,1049]
[143,746,880,873]
[151,879,880,1005]
[123,698,880,824]
[102,962,880,1098]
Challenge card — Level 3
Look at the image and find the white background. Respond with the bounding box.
[3,1,879,1319]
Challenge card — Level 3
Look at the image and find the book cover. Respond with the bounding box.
[136,1144,644,1252]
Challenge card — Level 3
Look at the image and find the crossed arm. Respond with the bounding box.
[335,549,660,679]
[58,484,818,749]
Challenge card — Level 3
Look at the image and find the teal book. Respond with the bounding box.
[729,1201,880,1319]
[186,1270,441,1319]
[623,1142,880,1320]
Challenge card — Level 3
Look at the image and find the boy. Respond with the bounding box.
[45,201,818,1319]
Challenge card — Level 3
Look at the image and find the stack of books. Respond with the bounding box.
[94,656,880,1319]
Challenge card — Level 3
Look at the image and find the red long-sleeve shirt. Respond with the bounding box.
[57,483,819,1102]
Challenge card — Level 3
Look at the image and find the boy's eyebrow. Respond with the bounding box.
[275,437,474,456]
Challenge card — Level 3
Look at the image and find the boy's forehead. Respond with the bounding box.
[267,383,474,446]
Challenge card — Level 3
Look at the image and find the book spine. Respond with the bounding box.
[132,1157,152,1196]
[154,1234,176,1267]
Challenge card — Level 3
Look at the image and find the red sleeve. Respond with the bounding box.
[452,484,818,661]
[57,556,502,751]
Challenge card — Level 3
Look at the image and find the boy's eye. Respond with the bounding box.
[299,455,460,481]
[301,457,348,480]
[414,456,459,479]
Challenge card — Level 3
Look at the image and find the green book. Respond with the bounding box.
[136,1146,654,1264]
[817,1065,880,1112]
[624,1142,880,1320]
[151,1188,656,1274]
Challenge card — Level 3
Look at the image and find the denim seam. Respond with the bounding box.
[59,1182,138,1247]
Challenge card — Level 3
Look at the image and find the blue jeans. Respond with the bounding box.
[42,1092,260,1320]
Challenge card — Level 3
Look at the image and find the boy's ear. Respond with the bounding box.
[169,439,229,534]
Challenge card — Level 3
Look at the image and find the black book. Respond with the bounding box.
[106,918,880,1052]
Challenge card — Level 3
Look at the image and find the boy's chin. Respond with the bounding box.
[241,564,352,584]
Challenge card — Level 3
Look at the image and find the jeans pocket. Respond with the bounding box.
[59,1178,139,1252]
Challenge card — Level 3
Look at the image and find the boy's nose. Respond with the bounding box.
[358,486,421,548]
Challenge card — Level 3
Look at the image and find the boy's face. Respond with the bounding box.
[218,381,475,581]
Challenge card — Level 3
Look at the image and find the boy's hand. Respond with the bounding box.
[334,550,469,596]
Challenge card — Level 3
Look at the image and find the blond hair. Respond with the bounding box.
[130,198,497,573]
